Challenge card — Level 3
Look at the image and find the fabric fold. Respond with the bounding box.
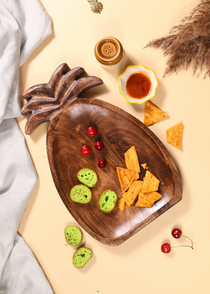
[0,0,53,293]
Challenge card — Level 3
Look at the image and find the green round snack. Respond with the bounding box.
[77,168,98,187]
[73,247,93,268]
[98,190,118,213]
[65,225,82,246]
[70,184,92,203]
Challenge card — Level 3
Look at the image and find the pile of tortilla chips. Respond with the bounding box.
[117,146,162,211]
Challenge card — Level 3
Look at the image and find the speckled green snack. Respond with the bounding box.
[65,225,82,246]
[98,190,117,213]
[77,168,98,187]
[70,184,92,203]
[73,247,93,268]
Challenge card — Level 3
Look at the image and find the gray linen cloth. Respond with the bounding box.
[0,0,53,293]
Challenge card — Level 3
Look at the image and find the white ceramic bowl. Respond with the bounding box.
[118,64,159,104]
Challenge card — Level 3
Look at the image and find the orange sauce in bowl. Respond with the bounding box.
[126,71,151,99]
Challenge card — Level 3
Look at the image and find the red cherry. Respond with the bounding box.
[171,228,194,248]
[81,145,91,156]
[161,243,171,253]
[98,159,107,168]
[95,141,104,151]
[87,126,97,136]
[172,228,182,239]
[161,228,194,253]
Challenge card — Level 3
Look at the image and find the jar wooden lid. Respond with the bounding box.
[94,36,123,66]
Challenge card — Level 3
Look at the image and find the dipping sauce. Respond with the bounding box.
[126,71,151,99]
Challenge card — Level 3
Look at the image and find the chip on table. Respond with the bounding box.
[144,101,169,126]
[166,122,183,150]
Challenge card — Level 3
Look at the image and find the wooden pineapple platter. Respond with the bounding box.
[21,63,182,246]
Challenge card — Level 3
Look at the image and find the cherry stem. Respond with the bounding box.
[171,244,193,249]
[182,235,194,249]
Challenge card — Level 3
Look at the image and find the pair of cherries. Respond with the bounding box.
[161,228,194,253]
[81,126,107,168]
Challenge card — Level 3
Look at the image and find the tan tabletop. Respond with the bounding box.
[17,0,210,293]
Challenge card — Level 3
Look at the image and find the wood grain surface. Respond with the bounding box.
[21,64,182,246]
[47,98,182,246]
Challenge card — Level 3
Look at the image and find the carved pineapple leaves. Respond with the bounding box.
[21,63,103,134]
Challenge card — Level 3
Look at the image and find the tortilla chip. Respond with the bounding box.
[141,170,160,193]
[116,168,131,192]
[135,191,162,207]
[123,180,143,206]
[141,163,148,169]
[122,191,131,207]
[118,198,126,211]
[122,178,135,193]
[144,101,169,126]
[166,123,183,150]
[116,167,139,192]
[124,146,140,173]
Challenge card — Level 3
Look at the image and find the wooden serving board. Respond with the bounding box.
[21,64,182,246]
[47,98,181,246]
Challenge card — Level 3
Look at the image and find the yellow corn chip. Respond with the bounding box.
[166,123,183,150]
[144,101,169,126]
[124,146,140,173]
[141,170,160,193]
[122,191,132,207]
[122,178,135,193]
[118,198,126,211]
[141,163,148,169]
[116,167,139,192]
[124,180,143,206]
[135,191,162,207]
[118,175,130,191]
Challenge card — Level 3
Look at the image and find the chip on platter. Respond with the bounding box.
[122,178,135,193]
[124,146,140,173]
[118,198,126,211]
[122,191,131,207]
[144,101,169,126]
[116,167,139,192]
[141,163,148,169]
[116,145,162,210]
[141,170,160,193]
[166,123,183,150]
[123,180,143,207]
[135,191,162,207]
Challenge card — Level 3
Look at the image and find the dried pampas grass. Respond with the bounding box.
[145,0,210,78]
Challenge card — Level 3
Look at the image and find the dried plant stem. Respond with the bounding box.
[145,0,210,78]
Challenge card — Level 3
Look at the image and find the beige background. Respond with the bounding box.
[17,0,210,293]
